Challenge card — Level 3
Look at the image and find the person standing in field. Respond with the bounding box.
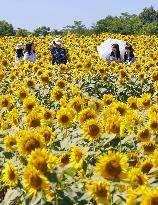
[24,42,36,63]
[124,45,136,66]
[106,43,123,64]
[14,44,24,66]
[50,38,70,65]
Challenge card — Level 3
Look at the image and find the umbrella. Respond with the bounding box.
[97,38,127,60]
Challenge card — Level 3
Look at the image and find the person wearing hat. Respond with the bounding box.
[50,38,70,65]
[14,44,24,67]
[24,42,36,63]
[124,45,136,66]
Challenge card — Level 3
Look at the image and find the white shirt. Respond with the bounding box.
[24,52,36,63]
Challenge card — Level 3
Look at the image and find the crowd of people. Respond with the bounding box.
[14,38,136,67]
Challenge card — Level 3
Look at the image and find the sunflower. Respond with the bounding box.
[51,88,64,101]
[40,73,50,84]
[68,96,84,113]
[58,153,70,167]
[141,187,158,205]
[42,107,55,121]
[127,96,138,109]
[82,119,103,141]
[28,148,57,172]
[102,94,115,107]
[104,114,123,136]
[56,107,74,128]
[24,78,36,88]
[128,168,148,189]
[96,151,128,180]
[136,127,151,142]
[16,87,29,101]
[17,130,45,156]
[6,108,20,127]
[88,99,103,112]
[0,94,13,109]
[25,110,42,128]
[141,142,156,155]
[2,160,19,186]
[23,96,38,112]
[140,158,153,174]
[148,116,158,131]
[55,79,66,89]
[151,70,158,81]
[86,180,111,204]
[127,186,146,205]
[23,165,49,195]
[128,152,139,167]
[70,146,86,169]
[78,108,97,125]
[4,134,17,152]
[39,126,55,145]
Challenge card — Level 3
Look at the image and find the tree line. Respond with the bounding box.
[1,6,158,36]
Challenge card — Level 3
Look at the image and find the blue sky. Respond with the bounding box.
[0,0,158,31]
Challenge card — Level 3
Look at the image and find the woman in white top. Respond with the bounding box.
[107,44,123,64]
[24,42,36,63]
[14,44,24,66]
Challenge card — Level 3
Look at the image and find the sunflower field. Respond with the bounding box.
[1,33,158,205]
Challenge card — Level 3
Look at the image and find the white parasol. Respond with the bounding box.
[97,38,127,60]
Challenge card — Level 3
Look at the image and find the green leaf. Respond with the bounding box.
[1,189,21,205]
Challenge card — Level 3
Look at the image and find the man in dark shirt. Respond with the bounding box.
[50,38,69,65]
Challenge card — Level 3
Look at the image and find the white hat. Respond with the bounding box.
[16,44,23,49]
[54,38,62,45]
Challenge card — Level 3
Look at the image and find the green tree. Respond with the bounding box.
[139,6,158,24]
[33,26,50,36]
[0,20,15,36]
[62,21,88,35]
[15,28,30,36]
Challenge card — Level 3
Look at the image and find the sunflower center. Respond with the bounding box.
[151,197,158,205]
[55,91,63,100]
[27,81,34,87]
[143,144,156,153]
[111,123,120,134]
[73,102,82,112]
[43,131,51,142]
[141,163,153,174]
[142,99,150,106]
[105,99,112,105]
[29,174,42,189]
[117,107,126,115]
[95,186,107,197]
[150,122,158,129]
[30,118,40,128]
[61,115,69,123]
[106,160,121,177]
[26,103,35,111]
[20,92,27,98]
[44,112,52,120]
[2,99,9,107]
[25,138,40,153]
[89,124,100,137]
[9,169,16,180]
[61,154,70,164]
[35,158,47,172]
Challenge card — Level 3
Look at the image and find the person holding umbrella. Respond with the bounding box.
[97,38,126,65]
[107,43,123,64]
